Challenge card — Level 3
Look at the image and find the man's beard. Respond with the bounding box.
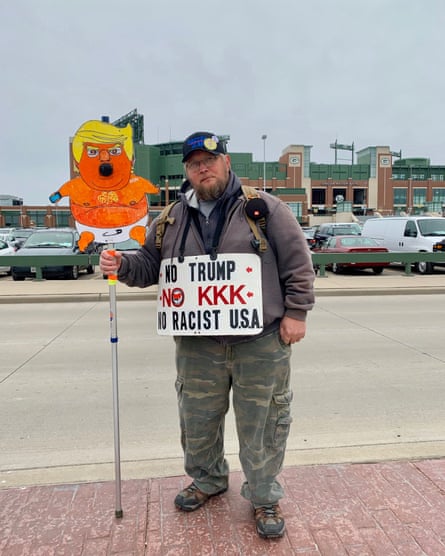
[194,178,227,201]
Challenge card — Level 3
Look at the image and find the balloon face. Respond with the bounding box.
[78,142,133,191]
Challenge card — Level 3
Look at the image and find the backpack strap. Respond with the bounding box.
[155,188,269,253]
[241,185,268,252]
[155,201,178,250]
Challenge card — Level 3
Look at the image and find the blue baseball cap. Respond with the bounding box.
[182,131,226,162]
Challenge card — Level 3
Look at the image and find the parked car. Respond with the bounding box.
[0,227,17,247]
[11,228,95,280]
[362,216,445,274]
[302,228,316,249]
[313,235,390,274]
[13,228,37,249]
[0,239,16,275]
[313,222,362,247]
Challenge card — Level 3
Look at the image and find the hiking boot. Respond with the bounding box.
[254,504,285,538]
[174,483,227,512]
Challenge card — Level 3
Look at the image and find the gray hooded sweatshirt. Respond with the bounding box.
[117,171,315,344]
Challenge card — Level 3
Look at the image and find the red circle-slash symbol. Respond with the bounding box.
[172,288,185,307]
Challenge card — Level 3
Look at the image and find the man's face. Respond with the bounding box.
[184,151,231,201]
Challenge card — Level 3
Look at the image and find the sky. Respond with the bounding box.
[2,0,445,205]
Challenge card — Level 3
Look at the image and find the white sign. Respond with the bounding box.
[380,156,391,167]
[289,155,301,167]
[157,253,263,336]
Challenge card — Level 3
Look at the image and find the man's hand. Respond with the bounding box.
[279,316,306,345]
[100,250,123,275]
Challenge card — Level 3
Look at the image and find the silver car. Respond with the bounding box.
[11,228,95,281]
[0,239,15,274]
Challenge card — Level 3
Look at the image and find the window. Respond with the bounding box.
[1,212,20,227]
[353,189,367,204]
[432,188,445,202]
[312,189,326,204]
[339,236,376,247]
[393,188,407,205]
[413,188,426,206]
[404,221,417,238]
[332,224,361,235]
[27,211,47,227]
[418,218,445,235]
[54,212,70,227]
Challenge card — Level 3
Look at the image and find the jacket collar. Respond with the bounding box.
[179,171,242,210]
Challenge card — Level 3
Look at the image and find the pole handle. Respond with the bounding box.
[107,249,118,283]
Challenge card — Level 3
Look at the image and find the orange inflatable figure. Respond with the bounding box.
[49,120,159,252]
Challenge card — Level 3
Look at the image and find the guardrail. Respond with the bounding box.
[0,254,98,280]
[1,252,445,280]
[311,252,445,277]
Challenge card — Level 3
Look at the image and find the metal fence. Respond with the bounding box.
[311,251,445,277]
[2,252,445,280]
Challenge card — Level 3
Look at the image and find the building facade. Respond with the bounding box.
[1,122,444,228]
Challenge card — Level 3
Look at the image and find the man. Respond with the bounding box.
[100,131,315,539]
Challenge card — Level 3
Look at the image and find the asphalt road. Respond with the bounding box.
[1,294,445,488]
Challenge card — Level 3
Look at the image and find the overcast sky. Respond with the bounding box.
[2,0,445,204]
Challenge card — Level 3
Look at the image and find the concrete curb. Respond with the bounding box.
[1,287,444,303]
[0,292,159,304]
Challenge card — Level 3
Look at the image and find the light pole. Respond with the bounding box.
[261,134,267,191]
[165,178,169,206]
[408,170,413,214]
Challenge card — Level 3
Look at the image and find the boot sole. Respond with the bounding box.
[256,527,285,539]
[175,487,228,512]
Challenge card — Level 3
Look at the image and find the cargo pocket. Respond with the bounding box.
[272,391,293,447]
[175,377,184,402]
[175,377,186,451]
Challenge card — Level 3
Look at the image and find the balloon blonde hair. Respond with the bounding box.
[72,120,133,162]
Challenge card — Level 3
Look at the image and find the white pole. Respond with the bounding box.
[261,134,267,191]
[107,243,123,518]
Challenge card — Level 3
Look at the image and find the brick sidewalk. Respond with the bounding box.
[1,459,445,555]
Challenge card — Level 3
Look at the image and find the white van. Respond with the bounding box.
[362,216,445,274]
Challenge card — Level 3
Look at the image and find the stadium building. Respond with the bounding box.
[1,109,444,228]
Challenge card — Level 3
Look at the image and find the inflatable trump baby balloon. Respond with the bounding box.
[49,120,159,251]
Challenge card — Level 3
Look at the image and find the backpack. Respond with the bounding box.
[155,185,268,252]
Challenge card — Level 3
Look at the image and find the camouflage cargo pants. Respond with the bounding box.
[174,329,293,505]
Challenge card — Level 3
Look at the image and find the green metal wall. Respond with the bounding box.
[230,153,286,180]
[270,189,306,196]
[391,165,445,180]
[393,158,430,167]
[310,163,370,180]
[134,145,286,188]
